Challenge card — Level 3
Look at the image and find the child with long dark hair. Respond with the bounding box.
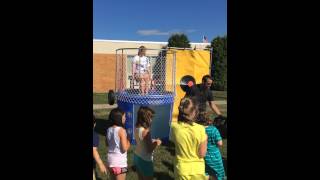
[106,108,130,180]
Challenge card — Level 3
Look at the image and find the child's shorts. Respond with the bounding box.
[108,167,128,176]
[133,153,154,177]
[205,163,225,180]
[205,163,216,176]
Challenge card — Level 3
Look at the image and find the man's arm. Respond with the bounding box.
[209,101,222,116]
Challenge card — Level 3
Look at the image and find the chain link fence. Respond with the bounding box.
[115,48,176,105]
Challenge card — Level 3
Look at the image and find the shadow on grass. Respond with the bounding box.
[95,174,103,180]
[162,160,174,172]
[162,141,175,156]
[94,118,112,136]
[154,171,174,180]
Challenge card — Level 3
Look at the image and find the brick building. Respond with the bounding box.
[93,39,210,93]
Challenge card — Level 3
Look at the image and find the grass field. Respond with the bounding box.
[93,93,108,104]
[93,106,227,180]
[211,90,227,100]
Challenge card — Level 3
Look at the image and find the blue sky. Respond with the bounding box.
[93,0,227,42]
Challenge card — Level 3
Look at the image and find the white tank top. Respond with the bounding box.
[107,126,127,167]
[133,55,150,73]
[134,127,153,161]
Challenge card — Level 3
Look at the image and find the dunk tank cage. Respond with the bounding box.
[113,48,176,144]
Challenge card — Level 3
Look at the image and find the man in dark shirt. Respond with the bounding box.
[186,75,223,123]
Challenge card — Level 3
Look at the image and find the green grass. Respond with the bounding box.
[212,90,227,100]
[209,104,227,117]
[94,109,227,180]
[93,93,108,104]
[94,109,111,119]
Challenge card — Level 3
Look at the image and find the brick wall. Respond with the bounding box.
[93,53,116,93]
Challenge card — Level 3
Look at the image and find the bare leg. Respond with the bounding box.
[211,175,218,180]
[144,73,151,94]
[150,80,155,90]
[135,75,143,94]
[140,79,146,95]
[115,173,126,180]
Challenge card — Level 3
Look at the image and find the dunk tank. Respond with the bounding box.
[112,48,176,144]
[109,47,212,144]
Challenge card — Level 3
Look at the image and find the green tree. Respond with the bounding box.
[210,35,227,91]
[167,33,191,48]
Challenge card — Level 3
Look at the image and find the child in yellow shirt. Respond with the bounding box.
[170,97,208,180]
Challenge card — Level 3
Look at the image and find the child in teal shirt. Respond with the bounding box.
[198,113,225,180]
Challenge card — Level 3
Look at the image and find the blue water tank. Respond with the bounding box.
[116,89,174,144]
